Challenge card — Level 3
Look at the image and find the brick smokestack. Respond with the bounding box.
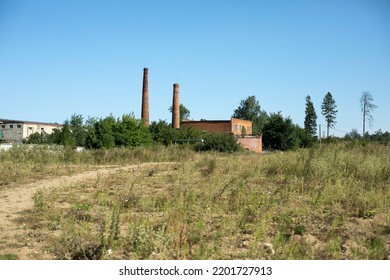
[141,68,149,127]
[172,83,180,129]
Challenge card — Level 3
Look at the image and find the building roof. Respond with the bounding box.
[182,119,231,124]
[0,118,62,127]
[182,117,251,124]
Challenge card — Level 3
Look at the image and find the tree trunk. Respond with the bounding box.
[362,101,366,136]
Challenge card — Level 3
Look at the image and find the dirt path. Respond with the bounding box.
[0,162,171,259]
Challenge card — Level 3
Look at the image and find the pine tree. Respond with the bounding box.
[304,95,317,136]
[321,92,338,138]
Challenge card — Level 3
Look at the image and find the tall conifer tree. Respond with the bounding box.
[321,92,338,138]
[304,95,317,136]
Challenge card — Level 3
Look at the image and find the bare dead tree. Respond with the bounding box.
[360,91,377,136]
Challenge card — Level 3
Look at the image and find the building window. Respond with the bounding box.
[9,125,13,128]
[17,125,22,128]
[1,125,5,128]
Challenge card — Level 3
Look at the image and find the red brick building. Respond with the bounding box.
[181,117,262,153]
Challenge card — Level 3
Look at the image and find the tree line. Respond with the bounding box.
[25,111,241,153]
[232,91,382,150]
[25,91,383,152]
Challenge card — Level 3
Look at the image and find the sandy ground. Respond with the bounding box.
[0,163,165,259]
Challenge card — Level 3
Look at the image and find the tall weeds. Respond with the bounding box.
[13,143,390,259]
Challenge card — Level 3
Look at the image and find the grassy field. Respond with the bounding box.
[0,143,389,259]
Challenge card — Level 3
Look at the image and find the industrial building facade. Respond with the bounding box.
[182,118,262,153]
[182,118,253,135]
[0,119,61,143]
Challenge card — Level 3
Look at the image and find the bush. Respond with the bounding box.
[85,114,152,149]
[149,120,178,146]
[196,133,240,153]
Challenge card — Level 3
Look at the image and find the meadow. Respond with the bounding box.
[0,143,389,259]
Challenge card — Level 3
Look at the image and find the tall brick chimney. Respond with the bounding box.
[172,83,180,129]
[141,68,149,127]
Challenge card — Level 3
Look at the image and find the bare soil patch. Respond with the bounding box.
[0,163,170,259]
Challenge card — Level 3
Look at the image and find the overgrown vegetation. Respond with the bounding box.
[2,143,388,260]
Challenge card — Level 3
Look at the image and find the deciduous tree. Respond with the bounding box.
[232,95,268,134]
[169,104,191,124]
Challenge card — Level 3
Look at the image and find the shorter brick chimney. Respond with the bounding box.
[172,83,180,129]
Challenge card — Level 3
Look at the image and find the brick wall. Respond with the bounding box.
[231,118,252,135]
[181,118,253,135]
[181,120,231,133]
[237,136,262,153]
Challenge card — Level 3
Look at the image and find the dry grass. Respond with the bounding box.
[1,143,389,259]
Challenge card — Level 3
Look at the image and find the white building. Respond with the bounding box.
[0,119,62,143]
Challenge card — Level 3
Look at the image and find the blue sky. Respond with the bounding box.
[1,0,389,136]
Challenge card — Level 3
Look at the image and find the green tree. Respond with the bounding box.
[344,129,361,140]
[169,104,191,124]
[113,114,152,147]
[321,92,338,138]
[85,114,152,149]
[360,91,377,136]
[232,95,268,134]
[85,115,116,149]
[69,114,87,146]
[304,95,317,136]
[294,125,314,148]
[263,112,299,151]
[60,120,76,146]
[149,120,178,146]
[25,131,47,144]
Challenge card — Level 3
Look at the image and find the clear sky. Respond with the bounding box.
[1,0,389,136]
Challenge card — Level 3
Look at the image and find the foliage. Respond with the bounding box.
[149,120,179,146]
[321,92,338,138]
[232,95,268,134]
[113,115,152,147]
[196,133,241,153]
[360,91,377,135]
[69,114,87,147]
[304,95,317,136]
[344,129,362,141]
[169,103,191,123]
[369,130,390,145]
[294,125,315,148]
[85,114,151,149]
[25,131,48,144]
[59,120,76,146]
[85,115,116,149]
[263,112,299,151]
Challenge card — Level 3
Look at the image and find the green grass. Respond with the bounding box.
[2,143,390,259]
[0,253,18,260]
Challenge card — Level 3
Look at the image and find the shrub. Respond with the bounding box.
[149,120,178,146]
[196,133,240,153]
